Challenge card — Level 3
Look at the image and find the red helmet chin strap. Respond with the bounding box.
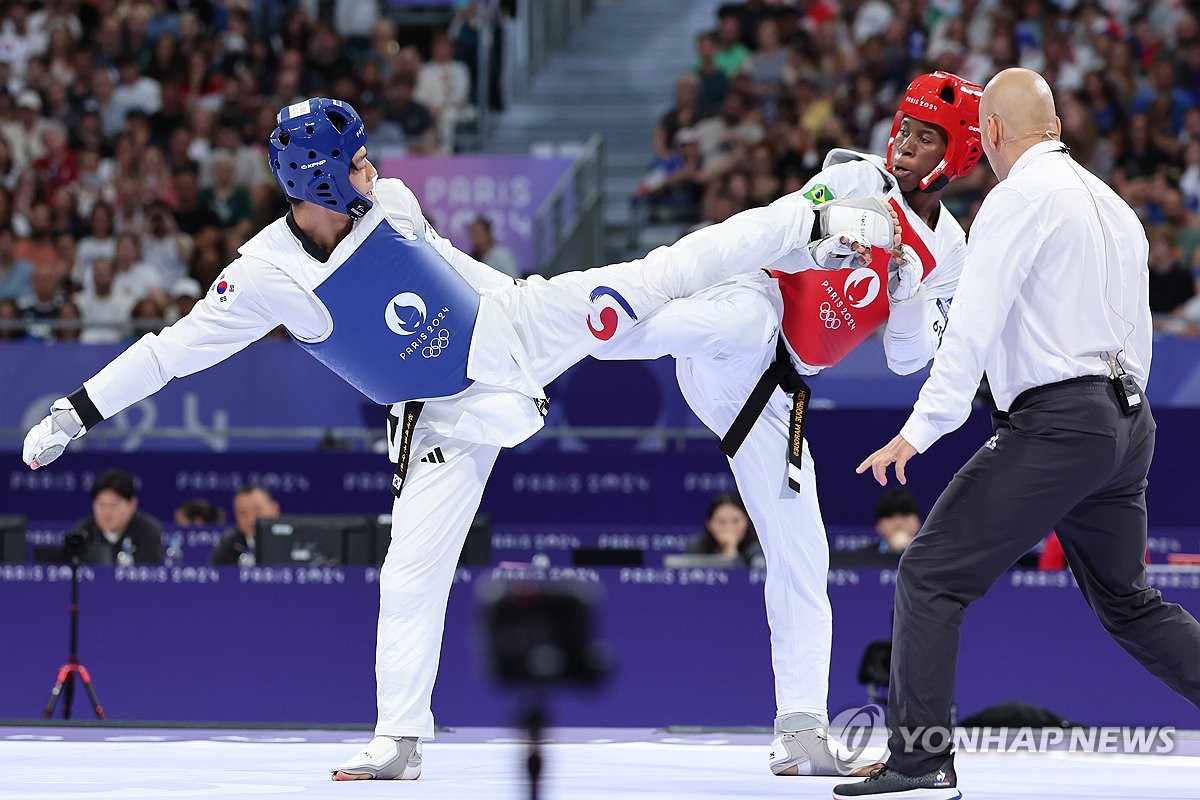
[886,72,984,191]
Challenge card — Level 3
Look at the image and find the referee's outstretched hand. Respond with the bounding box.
[856,435,918,486]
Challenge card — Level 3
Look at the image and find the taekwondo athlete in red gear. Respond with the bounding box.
[21,97,900,781]
[595,72,983,778]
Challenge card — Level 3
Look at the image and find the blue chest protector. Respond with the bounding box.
[295,221,480,404]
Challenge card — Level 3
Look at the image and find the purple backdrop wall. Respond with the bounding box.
[3,339,1198,730]
[2,567,1198,729]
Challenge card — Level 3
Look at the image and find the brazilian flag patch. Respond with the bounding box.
[802,183,833,204]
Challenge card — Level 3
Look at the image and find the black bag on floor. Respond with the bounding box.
[959,701,1079,728]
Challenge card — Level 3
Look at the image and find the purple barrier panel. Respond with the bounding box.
[3,452,391,521]
[5,405,1199,529]
[2,567,1199,728]
[435,568,776,729]
[377,154,576,276]
[0,566,771,727]
[1142,335,1200,407]
[822,569,1200,729]
[488,522,699,567]
[3,340,1199,453]
[795,335,1200,409]
[953,569,1200,728]
[0,341,374,452]
[0,566,379,725]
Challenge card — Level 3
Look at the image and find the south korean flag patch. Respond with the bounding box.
[210,273,238,308]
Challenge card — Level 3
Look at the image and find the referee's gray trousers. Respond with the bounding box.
[886,375,1200,775]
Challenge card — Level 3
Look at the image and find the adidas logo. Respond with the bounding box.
[419,447,446,464]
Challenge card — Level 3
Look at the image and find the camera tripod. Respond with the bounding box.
[43,555,105,719]
[521,700,547,800]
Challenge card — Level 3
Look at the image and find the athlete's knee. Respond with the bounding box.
[768,554,832,608]
[717,291,777,356]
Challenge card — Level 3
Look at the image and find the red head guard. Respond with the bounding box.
[886,71,984,192]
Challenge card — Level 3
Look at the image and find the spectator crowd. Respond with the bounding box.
[0,0,495,343]
[636,0,1200,335]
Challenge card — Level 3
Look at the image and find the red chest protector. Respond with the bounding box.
[770,197,937,368]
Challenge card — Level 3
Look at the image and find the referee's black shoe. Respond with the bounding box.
[832,757,959,799]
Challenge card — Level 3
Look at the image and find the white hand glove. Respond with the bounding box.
[808,238,868,270]
[22,397,85,469]
[807,198,900,269]
[888,243,922,302]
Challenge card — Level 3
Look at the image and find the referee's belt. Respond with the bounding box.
[719,335,811,493]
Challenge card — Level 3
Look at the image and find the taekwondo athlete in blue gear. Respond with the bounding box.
[272,98,481,404]
[296,229,480,402]
[22,97,901,782]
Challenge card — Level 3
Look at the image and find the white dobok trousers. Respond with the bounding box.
[375,204,824,737]
[596,271,833,717]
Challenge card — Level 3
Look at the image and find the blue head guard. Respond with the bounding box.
[269,98,372,219]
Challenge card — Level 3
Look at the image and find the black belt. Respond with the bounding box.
[719,336,811,492]
[389,401,425,498]
[1008,375,1109,414]
[386,395,547,499]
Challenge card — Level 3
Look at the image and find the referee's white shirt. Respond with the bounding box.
[900,140,1151,453]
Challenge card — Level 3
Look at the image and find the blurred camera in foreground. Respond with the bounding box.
[481,580,609,686]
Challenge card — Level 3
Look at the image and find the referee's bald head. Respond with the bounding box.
[980,68,1062,180]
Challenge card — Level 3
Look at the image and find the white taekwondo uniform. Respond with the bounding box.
[598,149,966,719]
[70,177,821,738]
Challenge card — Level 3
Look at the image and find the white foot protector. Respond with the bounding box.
[817,197,897,248]
[808,197,899,268]
[330,735,422,780]
[769,714,886,777]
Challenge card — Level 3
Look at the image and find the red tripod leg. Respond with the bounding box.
[62,664,77,720]
[76,665,106,720]
[42,665,70,719]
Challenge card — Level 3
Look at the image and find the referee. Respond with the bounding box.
[836,68,1200,799]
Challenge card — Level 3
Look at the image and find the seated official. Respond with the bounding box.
[860,489,921,556]
[209,485,279,566]
[174,497,224,526]
[75,468,163,565]
[685,492,763,566]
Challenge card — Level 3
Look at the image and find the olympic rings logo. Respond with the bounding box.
[422,328,451,358]
[819,302,841,329]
